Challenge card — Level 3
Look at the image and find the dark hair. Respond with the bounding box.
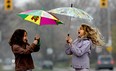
[9,29,27,46]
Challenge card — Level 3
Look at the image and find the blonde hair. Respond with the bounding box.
[81,24,105,46]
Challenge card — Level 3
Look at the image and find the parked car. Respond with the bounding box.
[41,60,53,70]
[96,55,114,71]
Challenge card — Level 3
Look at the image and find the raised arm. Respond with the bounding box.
[70,40,91,57]
[12,43,37,54]
[65,44,73,55]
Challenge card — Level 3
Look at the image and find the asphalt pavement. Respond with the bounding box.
[53,67,116,71]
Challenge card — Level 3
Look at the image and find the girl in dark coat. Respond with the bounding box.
[9,29,40,71]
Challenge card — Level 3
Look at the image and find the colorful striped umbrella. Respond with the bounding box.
[18,10,63,26]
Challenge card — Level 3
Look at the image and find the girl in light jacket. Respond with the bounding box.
[65,24,104,71]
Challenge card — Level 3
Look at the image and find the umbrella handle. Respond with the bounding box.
[67,34,70,36]
[71,4,73,7]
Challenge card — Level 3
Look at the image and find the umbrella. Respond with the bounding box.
[48,4,93,36]
[18,10,63,26]
[48,6,93,21]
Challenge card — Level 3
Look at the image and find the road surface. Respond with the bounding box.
[54,67,116,71]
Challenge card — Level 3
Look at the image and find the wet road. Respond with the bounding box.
[54,67,116,71]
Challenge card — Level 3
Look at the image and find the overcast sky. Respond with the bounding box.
[0,0,100,9]
[14,0,36,7]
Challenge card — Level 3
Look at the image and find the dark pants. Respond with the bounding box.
[27,70,32,71]
[75,68,89,71]
[16,70,32,71]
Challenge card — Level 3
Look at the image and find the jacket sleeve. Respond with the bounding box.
[65,44,73,55]
[33,43,40,52]
[12,43,36,54]
[71,40,91,57]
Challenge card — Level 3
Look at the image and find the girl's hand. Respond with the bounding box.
[33,34,40,45]
[35,34,40,40]
[66,36,72,44]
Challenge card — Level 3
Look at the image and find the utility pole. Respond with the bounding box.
[98,0,108,54]
[0,31,1,42]
[106,0,112,54]
[99,0,112,54]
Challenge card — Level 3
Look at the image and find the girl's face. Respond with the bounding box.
[77,26,85,38]
[23,32,27,43]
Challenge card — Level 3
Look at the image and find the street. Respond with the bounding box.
[53,67,116,71]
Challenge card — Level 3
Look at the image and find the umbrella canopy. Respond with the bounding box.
[18,10,63,26]
[48,7,93,21]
